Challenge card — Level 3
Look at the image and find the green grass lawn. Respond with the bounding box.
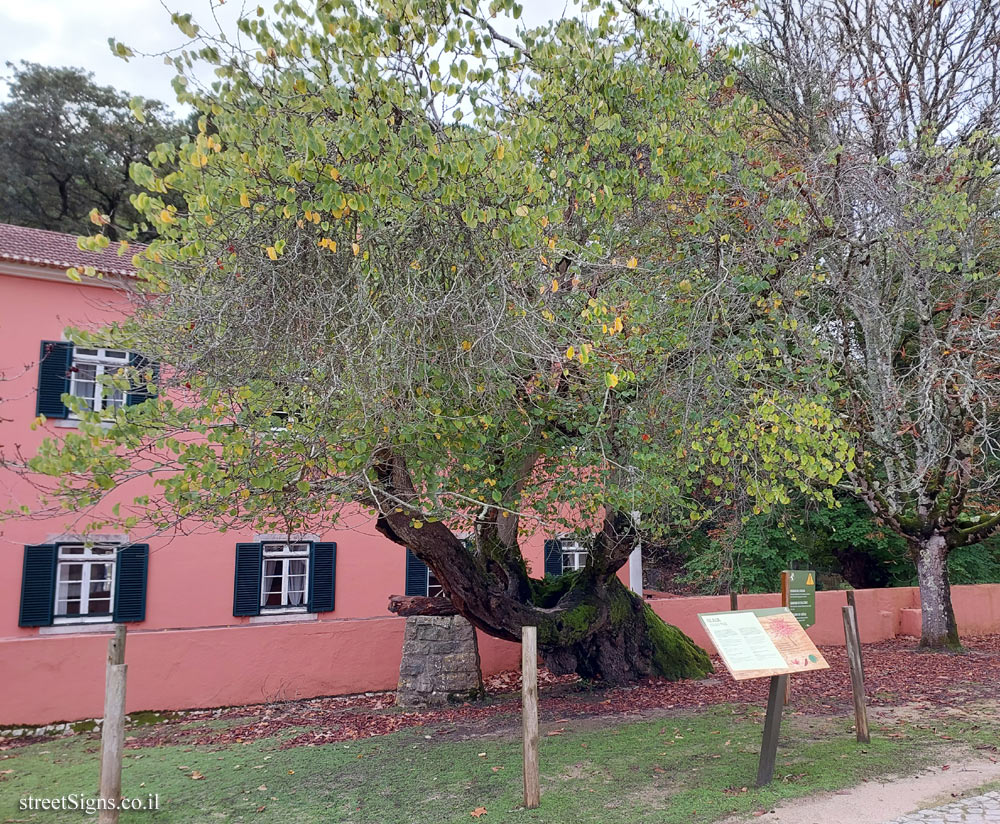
[1,705,995,823]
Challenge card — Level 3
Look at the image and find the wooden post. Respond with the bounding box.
[842,605,870,744]
[729,591,738,611]
[846,590,862,648]
[521,626,540,810]
[98,625,127,824]
[756,674,788,786]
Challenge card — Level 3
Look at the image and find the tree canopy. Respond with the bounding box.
[24,0,851,680]
[0,62,189,239]
[726,0,1000,647]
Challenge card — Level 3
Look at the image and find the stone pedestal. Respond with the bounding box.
[396,615,484,708]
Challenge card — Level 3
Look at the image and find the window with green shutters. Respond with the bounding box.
[35,341,158,419]
[405,548,432,596]
[233,542,336,616]
[543,538,589,577]
[18,543,149,627]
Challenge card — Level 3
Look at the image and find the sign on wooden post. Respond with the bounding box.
[781,570,815,705]
[521,626,540,810]
[781,570,816,629]
[699,608,829,785]
[99,625,128,824]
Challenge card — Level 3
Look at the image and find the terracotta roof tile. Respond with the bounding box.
[0,222,144,276]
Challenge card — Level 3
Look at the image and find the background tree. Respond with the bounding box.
[0,62,189,239]
[725,0,1000,647]
[25,0,848,683]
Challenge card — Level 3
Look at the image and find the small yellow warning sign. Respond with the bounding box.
[806,573,814,586]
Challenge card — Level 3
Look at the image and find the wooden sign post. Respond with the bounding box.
[842,605,870,743]
[756,674,789,786]
[99,624,127,824]
[521,626,540,810]
[699,608,829,786]
[780,570,816,705]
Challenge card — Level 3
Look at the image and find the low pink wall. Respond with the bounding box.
[647,587,929,654]
[0,618,520,726]
[3,584,1000,726]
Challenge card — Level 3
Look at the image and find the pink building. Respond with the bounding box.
[1,222,588,724]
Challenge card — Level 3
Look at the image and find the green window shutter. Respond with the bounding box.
[308,542,337,613]
[404,548,429,596]
[126,353,159,406]
[543,539,563,577]
[36,341,73,419]
[19,545,58,627]
[233,543,262,616]
[113,544,149,623]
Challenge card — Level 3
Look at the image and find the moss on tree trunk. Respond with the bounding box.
[534,576,712,684]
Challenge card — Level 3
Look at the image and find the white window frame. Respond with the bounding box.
[260,542,310,613]
[68,347,131,416]
[559,538,589,572]
[426,568,445,598]
[53,544,117,625]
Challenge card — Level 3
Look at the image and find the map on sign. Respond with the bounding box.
[698,608,829,681]
[782,569,816,629]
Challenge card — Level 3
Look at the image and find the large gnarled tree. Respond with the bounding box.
[25,0,847,681]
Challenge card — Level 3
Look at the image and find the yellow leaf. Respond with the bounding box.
[551,278,559,293]
[329,167,340,180]
[626,257,638,268]
[607,372,620,388]
[461,340,472,351]
[565,345,574,359]
[240,192,251,208]
[412,520,423,529]
[515,205,529,217]
[496,141,505,160]
[352,243,360,256]
[266,246,278,260]
[159,209,174,224]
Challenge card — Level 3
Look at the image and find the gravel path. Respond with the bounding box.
[886,791,1000,823]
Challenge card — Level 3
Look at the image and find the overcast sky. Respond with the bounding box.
[1,1,700,114]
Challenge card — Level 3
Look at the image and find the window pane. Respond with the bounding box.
[104,350,128,360]
[105,388,126,410]
[71,363,98,410]
[427,571,445,598]
[261,560,284,606]
[75,348,98,356]
[287,559,307,606]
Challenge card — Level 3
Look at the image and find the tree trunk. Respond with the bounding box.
[370,453,712,685]
[914,533,961,649]
[539,576,712,683]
